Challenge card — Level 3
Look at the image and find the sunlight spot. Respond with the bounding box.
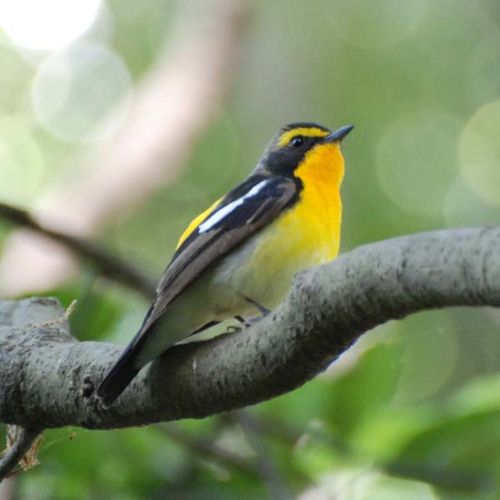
[443,174,499,227]
[459,100,500,208]
[376,110,461,218]
[0,0,102,51]
[32,42,132,143]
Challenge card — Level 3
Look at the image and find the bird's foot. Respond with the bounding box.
[242,296,271,316]
[234,314,265,329]
[225,324,243,334]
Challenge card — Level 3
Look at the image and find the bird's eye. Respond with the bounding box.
[290,136,304,147]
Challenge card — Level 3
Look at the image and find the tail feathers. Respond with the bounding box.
[97,310,159,406]
[97,346,141,406]
[97,313,214,405]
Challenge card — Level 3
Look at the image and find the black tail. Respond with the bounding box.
[97,315,218,405]
[97,344,142,406]
[97,304,159,406]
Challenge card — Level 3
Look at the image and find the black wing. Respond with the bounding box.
[145,174,299,330]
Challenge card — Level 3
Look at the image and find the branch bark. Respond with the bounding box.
[0,427,41,481]
[1,227,499,430]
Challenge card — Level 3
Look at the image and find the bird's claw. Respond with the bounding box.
[225,325,243,334]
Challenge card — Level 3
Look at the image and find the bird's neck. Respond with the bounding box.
[294,143,345,192]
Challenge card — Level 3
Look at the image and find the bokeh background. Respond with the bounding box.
[1,0,500,498]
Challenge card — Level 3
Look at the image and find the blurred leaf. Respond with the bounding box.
[389,378,500,492]
[350,374,500,494]
[301,467,439,500]
[41,280,128,341]
[324,341,404,438]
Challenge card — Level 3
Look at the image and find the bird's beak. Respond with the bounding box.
[324,125,354,143]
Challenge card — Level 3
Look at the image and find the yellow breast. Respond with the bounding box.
[256,142,344,265]
[233,142,344,309]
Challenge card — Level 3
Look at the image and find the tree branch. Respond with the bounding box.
[0,202,155,298]
[0,427,41,481]
[1,227,499,430]
[157,423,259,477]
[232,411,293,500]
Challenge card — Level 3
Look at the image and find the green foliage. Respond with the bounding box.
[2,0,500,497]
[48,280,129,341]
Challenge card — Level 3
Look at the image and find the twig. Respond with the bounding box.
[0,427,42,481]
[0,202,155,298]
[0,476,17,500]
[157,423,259,478]
[222,413,300,447]
[233,411,293,500]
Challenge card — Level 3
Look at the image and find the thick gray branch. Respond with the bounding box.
[1,227,499,430]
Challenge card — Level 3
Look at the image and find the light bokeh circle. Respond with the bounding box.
[464,32,500,108]
[444,175,500,228]
[326,0,429,49]
[376,110,461,218]
[459,100,500,208]
[0,120,45,204]
[0,0,102,51]
[32,42,132,143]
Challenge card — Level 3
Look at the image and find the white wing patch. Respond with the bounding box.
[198,180,268,233]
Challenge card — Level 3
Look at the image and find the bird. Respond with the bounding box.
[97,122,353,405]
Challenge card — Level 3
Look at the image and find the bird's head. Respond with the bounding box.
[257,122,353,186]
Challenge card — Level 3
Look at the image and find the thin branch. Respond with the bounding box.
[157,423,259,478]
[0,427,41,481]
[232,411,293,500]
[1,227,500,429]
[222,413,300,448]
[0,476,17,500]
[0,202,155,298]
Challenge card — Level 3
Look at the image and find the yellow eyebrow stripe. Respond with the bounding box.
[278,127,329,147]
